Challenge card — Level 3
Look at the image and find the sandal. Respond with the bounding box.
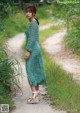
[27,91,39,104]
[27,90,41,101]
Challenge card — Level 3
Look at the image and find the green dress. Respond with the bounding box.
[25,19,46,86]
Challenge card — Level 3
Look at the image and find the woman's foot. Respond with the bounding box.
[27,96,39,104]
[27,91,39,104]
[27,90,40,100]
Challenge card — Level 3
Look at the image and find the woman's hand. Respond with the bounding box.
[24,51,30,60]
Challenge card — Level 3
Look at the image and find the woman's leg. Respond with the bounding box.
[28,79,37,92]
[28,79,39,93]
[36,85,39,91]
[28,80,38,98]
[27,81,40,103]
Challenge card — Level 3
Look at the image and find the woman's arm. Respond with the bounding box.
[26,22,36,52]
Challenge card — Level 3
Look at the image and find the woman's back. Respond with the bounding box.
[26,19,39,52]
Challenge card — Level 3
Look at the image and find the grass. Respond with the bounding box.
[39,23,65,42]
[38,23,80,112]
[0,94,15,112]
[64,26,80,56]
[37,5,57,26]
[39,18,57,26]
[0,47,22,112]
[42,48,80,113]
[0,10,28,45]
[38,23,80,113]
[52,2,80,57]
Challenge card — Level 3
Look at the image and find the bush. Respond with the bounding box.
[64,20,80,56]
[52,2,80,56]
[0,46,22,96]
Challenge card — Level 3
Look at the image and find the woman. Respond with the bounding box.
[25,4,46,104]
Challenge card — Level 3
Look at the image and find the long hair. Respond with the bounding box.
[25,4,39,25]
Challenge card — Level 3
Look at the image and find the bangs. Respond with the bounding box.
[26,8,32,13]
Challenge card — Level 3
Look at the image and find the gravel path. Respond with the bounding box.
[42,30,80,84]
[6,24,66,113]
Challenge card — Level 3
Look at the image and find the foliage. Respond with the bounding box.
[0,9,28,45]
[52,1,80,56]
[0,0,15,19]
[0,46,22,96]
[64,19,80,56]
[52,2,80,27]
[43,48,80,113]
[0,46,23,110]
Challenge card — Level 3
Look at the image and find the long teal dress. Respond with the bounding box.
[25,19,46,86]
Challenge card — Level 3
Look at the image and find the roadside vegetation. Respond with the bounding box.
[0,47,22,111]
[52,2,80,56]
[43,48,80,113]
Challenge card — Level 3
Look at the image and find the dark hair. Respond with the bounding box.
[25,4,39,25]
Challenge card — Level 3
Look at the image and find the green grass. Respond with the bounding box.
[39,23,80,112]
[64,27,80,56]
[37,5,53,19]
[37,5,57,26]
[39,18,57,26]
[42,48,80,113]
[0,47,22,112]
[38,23,80,113]
[0,94,15,112]
[39,23,65,42]
[0,10,28,45]
[52,2,80,57]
